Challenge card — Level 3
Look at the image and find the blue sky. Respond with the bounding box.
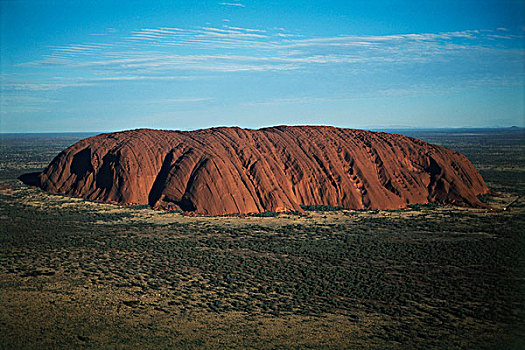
[1,0,524,132]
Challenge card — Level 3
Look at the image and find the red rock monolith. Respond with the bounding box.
[36,126,488,215]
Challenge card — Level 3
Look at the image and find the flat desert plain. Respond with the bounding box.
[0,129,523,349]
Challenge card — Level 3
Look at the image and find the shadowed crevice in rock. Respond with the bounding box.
[177,197,197,212]
[70,148,93,178]
[148,151,175,207]
[96,153,119,192]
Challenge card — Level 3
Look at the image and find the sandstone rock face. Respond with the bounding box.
[37,126,488,215]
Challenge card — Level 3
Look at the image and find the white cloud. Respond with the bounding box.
[224,25,266,33]
[219,2,245,7]
[2,82,95,91]
[8,26,523,93]
[0,107,48,114]
[147,98,215,104]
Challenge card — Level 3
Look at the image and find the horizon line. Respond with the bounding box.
[0,125,523,135]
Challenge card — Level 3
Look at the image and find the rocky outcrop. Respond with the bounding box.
[36,126,488,215]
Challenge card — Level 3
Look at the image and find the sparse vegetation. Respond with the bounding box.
[0,129,524,349]
[128,204,150,210]
[300,204,345,211]
[407,202,439,211]
[253,211,280,217]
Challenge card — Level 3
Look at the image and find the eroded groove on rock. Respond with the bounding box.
[35,126,489,215]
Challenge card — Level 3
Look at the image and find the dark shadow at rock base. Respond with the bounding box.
[18,172,41,187]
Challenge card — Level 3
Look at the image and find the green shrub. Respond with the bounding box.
[253,211,280,217]
[300,204,345,211]
[167,209,183,214]
[477,193,489,203]
[129,204,150,210]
